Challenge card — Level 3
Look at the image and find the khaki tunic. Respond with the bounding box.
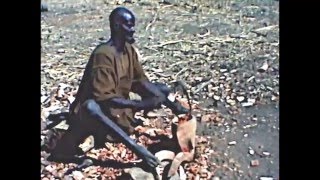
[69,42,148,134]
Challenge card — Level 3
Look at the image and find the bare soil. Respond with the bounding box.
[41,0,279,179]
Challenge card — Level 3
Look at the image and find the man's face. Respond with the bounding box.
[119,12,136,44]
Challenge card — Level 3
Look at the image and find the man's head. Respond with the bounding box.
[109,7,136,44]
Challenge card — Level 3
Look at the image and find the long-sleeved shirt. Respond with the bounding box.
[69,41,148,134]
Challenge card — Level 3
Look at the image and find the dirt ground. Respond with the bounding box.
[41,0,279,179]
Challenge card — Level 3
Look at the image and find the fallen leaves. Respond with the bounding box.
[41,85,221,179]
[201,112,225,124]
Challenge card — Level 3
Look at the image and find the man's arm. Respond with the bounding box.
[83,99,160,168]
[90,54,160,168]
[92,54,137,108]
[91,53,160,111]
[131,46,166,100]
[130,47,189,115]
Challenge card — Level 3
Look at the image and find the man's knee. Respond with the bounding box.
[82,99,100,115]
[82,99,103,117]
[153,82,171,96]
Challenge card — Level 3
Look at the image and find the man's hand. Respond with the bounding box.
[134,145,161,169]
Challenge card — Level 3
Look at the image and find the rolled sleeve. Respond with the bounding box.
[91,54,120,101]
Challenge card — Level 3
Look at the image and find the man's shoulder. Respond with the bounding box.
[93,42,115,56]
[89,43,115,67]
[127,43,141,59]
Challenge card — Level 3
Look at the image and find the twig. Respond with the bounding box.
[150,40,185,48]
[169,61,188,68]
[174,67,189,80]
[251,25,278,37]
[140,55,159,65]
[143,46,159,52]
[153,72,172,78]
[72,65,86,69]
[171,13,198,16]
[150,40,197,48]
[253,25,278,32]
[161,47,208,56]
[145,11,158,31]
[145,4,174,31]
[229,34,249,39]
[194,80,212,95]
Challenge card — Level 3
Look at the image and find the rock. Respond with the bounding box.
[250,160,259,167]
[247,76,255,82]
[129,92,142,101]
[212,177,220,180]
[124,167,155,180]
[236,96,245,102]
[262,151,271,156]
[195,77,203,81]
[244,134,248,137]
[201,114,211,122]
[57,88,64,98]
[72,171,85,180]
[213,95,220,100]
[243,123,257,129]
[57,49,65,53]
[155,150,175,162]
[53,120,69,130]
[219,76,226,80]
[220,69,228,73]
[228,141,237,146]
[196,113,202,120]
[230,69,237,73]
[259,177,274,180]
[211,86,219,91]
[208,92,214,98]
[58,83,70,89]
[249,149,255,155]
[45,165,55,172]
[231,117,238,122]
[241,102,254,107]
[178,166,187,180]
[207,84,213,92]
[67,95,75,104]
[146,111,166,118]
[226,99,236,106]
[151,68,163,73]
[248,98,256,104]
[200,168,209,177]
[79,135,94,153]
[229,158,235,164]
[258,62,269,72]
[41,96,50,104]
[266,86,273,91]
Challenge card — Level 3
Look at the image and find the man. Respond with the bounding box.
[48,7,188,169]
